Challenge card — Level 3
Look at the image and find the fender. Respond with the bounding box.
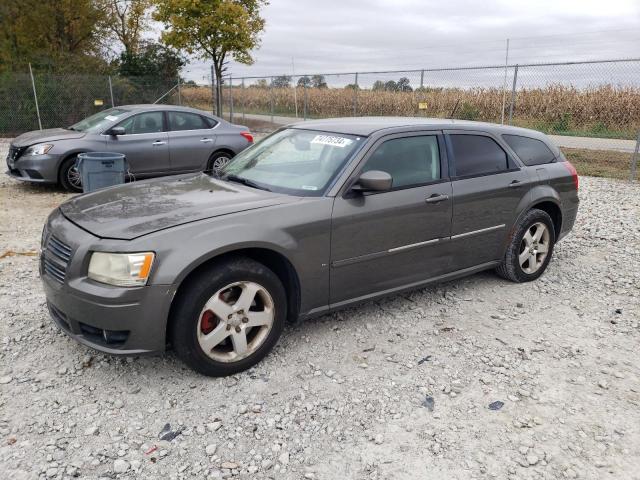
[508,185,562,244]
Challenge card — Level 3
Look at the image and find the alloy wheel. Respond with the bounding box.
[518,222,550,274]
[212,156,231,172]
[197,281,274,362]
[67,165,82,190]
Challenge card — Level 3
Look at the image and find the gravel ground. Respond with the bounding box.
[1,145,639,479]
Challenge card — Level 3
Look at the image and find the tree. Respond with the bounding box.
[297,76,311,88]
[271,75,291,88]
[253,79,268,88]
[0,0,110,72]
[397,77,412,92]
[99,0,151,55]
[153,0,268,115]
[384,80,398,92]
[345,83,359,90]
[311,74,327,89]
[372,80,385,91]
[117,41,185,78]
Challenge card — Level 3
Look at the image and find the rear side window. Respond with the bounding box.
[362,135,440,189]
[168,111,211,131]
[449,134,508,177]
[503,134,556,166]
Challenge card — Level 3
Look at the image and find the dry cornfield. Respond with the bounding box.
[181,84,640,138]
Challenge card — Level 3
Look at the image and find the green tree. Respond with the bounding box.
[311,74,327,89]
[253,78,268,88]
[271,75,291,88]
[372,80,385,91]
[397,77,412,92]
[99,0,151,55]
[117,41,185,78]
[297,76,311,88]
[384,80,398,92]
[345,83,359,90]
[153,0,268,115]
[0,0,109,72]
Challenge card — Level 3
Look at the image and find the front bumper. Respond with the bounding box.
[6,152,61,183]
[41,210,176,355]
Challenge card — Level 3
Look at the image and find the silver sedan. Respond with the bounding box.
[5,104,254,191]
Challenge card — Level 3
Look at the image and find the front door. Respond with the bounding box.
[446,131,532,269]
[330,133,453,305]
[107,111,170,176]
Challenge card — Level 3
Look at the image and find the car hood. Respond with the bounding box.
[60,174,295,240]
[13,128,85,147]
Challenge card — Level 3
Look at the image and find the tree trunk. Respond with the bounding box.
[214,62,224,117]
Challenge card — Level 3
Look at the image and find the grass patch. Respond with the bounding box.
[562,147,633,180]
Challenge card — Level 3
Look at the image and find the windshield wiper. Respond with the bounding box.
[223,174,271,192]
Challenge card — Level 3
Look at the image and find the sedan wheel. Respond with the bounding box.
[197,281,275,363]
[67,166,82,190]
[212,155,231,172]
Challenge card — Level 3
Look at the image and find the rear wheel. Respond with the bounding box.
[169,257,286,376]
[59,156,83,192]
[496,209,555,283]
[207,151,234,174]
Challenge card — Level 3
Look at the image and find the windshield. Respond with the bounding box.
[220,128,365,196]
[68,108,130,133]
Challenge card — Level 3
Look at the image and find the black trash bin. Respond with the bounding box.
[76,152,127,193]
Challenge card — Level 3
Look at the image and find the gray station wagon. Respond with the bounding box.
[6,105,253,191]
[40,117,579,376]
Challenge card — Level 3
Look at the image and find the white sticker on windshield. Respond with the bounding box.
[301,185,319,190]
[311,135,353,148]
[105,115,120,121]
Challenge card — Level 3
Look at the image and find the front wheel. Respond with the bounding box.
[496,209,556,283]
[59,156,83,192]
[169,257,286,377]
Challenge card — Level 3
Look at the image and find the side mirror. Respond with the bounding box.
[109,126,126,136]
[352,170,393,192]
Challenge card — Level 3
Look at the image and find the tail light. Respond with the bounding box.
[563,160,579,190]
[240,131,253,143]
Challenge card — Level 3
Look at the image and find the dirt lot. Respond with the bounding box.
[1,148,639,479]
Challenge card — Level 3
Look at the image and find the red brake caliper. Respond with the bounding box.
[200,310,217,334]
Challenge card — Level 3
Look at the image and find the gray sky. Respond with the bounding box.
[182,0,640,83]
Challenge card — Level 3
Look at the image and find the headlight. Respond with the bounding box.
[25,144,54,156]
[88,252,155,287]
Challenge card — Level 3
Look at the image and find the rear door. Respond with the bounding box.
[330,132,453,305]
[166,111,218,172]
[445,131,531,269]
[106,111,170,176]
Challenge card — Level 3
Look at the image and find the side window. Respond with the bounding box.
[116,112,163,135]
[362,135,440,189]
[202,116,218,128]
[168,111,211,131]
[449,134,508,177]
[503,134,556,166]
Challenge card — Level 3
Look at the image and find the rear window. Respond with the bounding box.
[449,134,508,177]
[503,134,556,166]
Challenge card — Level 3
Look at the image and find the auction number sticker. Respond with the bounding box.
[105,115,120,121]
[311,135,353,148]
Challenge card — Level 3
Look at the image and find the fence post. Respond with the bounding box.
[177,76,181,105]
[242,78,246,124]
[229,75,234,123]
[508,64,519,125]
[353,72,358,116]
[420,69,424,89]
[108,75,115,107]
[28,63,42,130]
[210,64,216,115]
[630,130,640,181]
[303,83,308,121]
[270,77,274,124]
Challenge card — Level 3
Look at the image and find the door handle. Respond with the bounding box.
[508,180,522,188]
[152,140,166,146]
[200,138,214,143]
[425,194,449,204]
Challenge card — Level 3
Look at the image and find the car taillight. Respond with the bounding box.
[240,131,253,143]
[563,160,579,190]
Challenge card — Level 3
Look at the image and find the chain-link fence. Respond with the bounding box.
[2,58,639,179]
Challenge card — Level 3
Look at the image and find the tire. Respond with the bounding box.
[496,208,556,283]
[169,257,287,377]
[207,151,234,174]
[59,156,83,192]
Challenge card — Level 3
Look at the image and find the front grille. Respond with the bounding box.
[7,145,26,162]
[42,235,73,284]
